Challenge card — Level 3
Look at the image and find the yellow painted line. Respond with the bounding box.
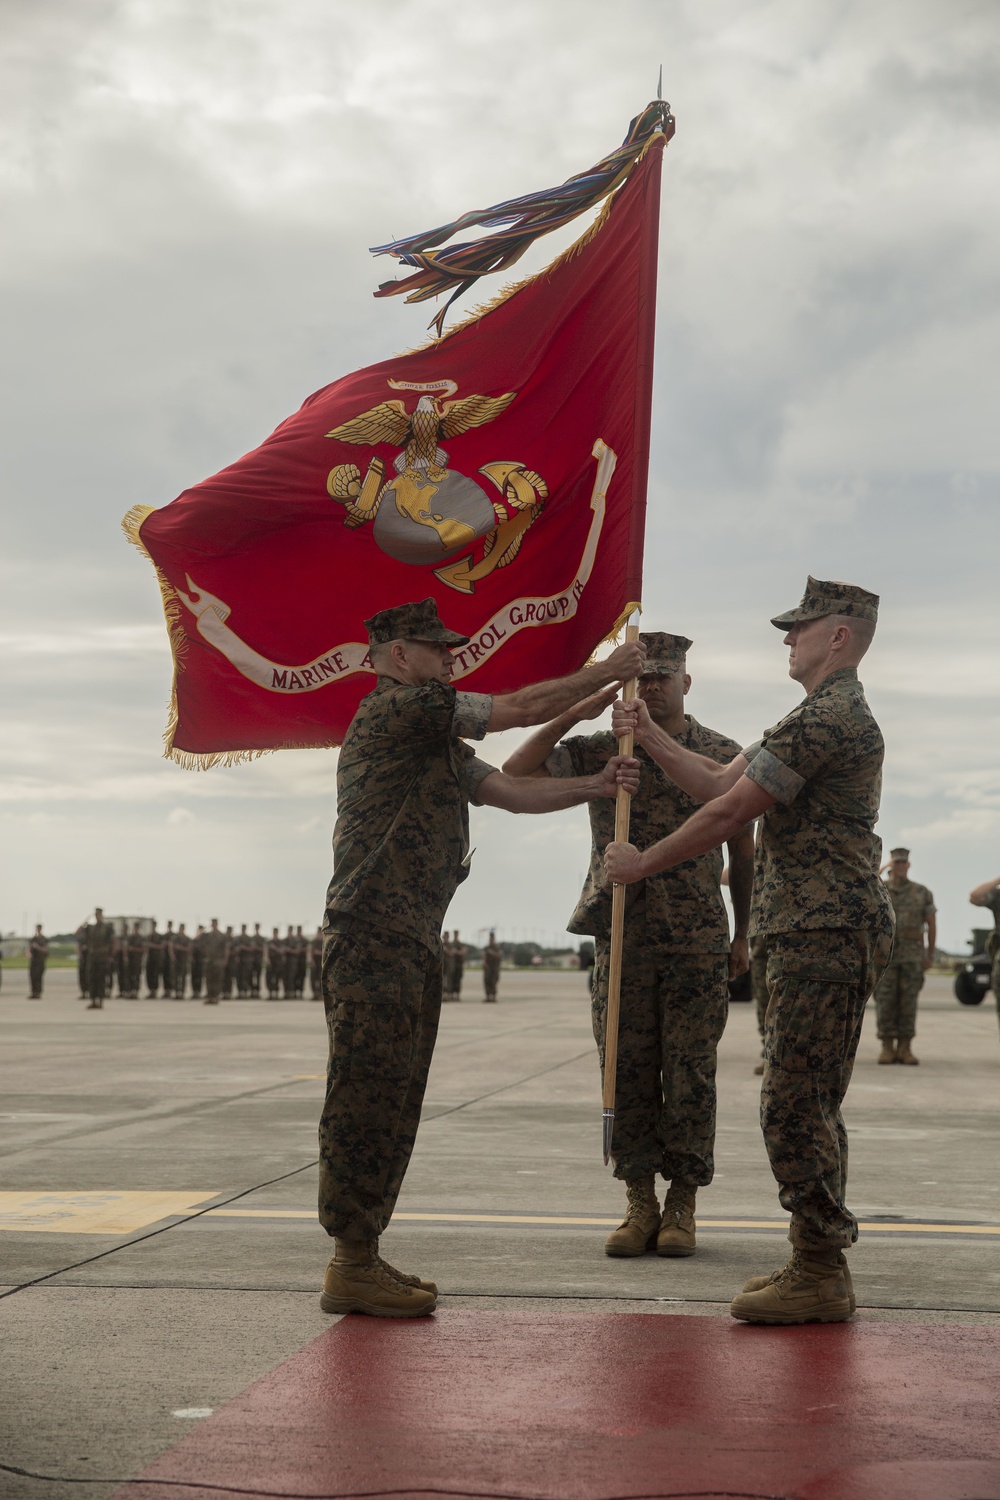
[205,1208,1000,1236]
[0,1191,218,1235]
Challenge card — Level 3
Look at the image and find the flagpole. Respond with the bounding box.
[602,611,641,1165]
[601,93,669,1164]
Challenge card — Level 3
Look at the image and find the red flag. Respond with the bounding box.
[126,135,666,766]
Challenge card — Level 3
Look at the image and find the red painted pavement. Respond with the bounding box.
[120,1311,1000,1500]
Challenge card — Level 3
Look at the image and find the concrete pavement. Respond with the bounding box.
[2,968,999,1497]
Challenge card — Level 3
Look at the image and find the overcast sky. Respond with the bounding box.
[3,0,998,951]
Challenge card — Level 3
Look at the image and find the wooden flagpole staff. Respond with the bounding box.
[602,617,640,1165]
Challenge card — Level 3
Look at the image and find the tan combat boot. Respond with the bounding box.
[877,1041,897,1064]
[604,1176,660,1257]
[730,1249,852,1324]
[657,1181,697,1257]
[321,1238,437,1317]
[896,1041,919,1065]
[375,1242,438,1295]
[742,1250,856,1314]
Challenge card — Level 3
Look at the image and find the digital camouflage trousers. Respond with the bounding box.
[592,940,729,1186]
[318,923,442,1241]
[873,958,924,1041]
[761,926,892,1252]
[750,935,770,1040]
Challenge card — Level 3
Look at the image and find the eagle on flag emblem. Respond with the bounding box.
[325,376,548,594]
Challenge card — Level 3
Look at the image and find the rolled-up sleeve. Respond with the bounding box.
[745,748,806,805]
[544,745,574,779]
[454,691,492,741]
[460,752,499,805]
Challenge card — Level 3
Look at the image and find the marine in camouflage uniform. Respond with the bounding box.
[232,925,253,997]
[29,925,48,999]
[201,919,230,1005]
[606,578,893,1324]
[504,632,754,1258]
[873,848,935,1064]
[266,928,284,998]
[172,923,192,999]
[125,923,146,998]
[294,926,309,996]
[84,908,116,1009]
[441,932,456,1000]
[969,878,1000,1034]
[318,597,643,1319]
[223,927,237,997]
[75,921,89,999]
[450,932,466,1000]
[482,932,502,1002]
[190,927,205,998]
[145,924,164,998]
[162,921,177,997]
[283,925,298,997]
[250,923,265,996]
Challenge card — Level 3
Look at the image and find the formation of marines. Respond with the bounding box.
[71,918,324,1006]
[315,576,973,1330]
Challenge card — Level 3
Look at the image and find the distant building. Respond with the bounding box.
[107,916,157,938]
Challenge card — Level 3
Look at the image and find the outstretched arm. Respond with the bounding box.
[969,878,1000,906]
[477,755,639,814]
[605,775,774,883]
[501,685,619,778]
[487,641,643,732]
[611,697,748,802]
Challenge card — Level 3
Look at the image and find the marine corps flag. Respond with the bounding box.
[125,101,673,766]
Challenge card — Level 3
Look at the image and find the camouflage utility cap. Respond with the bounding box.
[364,597,469,648]
[638,632,693,676]
[770,576,879,630]
[890,847,910,860]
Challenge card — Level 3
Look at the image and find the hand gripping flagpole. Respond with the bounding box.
[602,611,641,1165]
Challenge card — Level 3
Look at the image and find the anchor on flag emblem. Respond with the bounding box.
[325,377,548,594]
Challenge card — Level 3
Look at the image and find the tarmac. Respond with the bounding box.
[2,967,999,1499]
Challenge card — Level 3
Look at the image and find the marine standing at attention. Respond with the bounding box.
[201,919,230,1006]
[450,931,467,1001]
[145,922,164,998]
[441,931,456,1000]
[482,931,502,1003]
[504,632,753,1259]
[125,923,146,999]
[190,926,206,998]
[606,579,892,1325]
[318,597,643,1320]
[84,908,116,1010]
[250,923,265,996]
[172,923,192,999]
[28,925,48,999]
[873,848,935,1065]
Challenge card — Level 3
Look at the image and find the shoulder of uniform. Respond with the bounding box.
[687,716,742,759]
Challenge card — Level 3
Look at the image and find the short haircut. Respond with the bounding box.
[368,640,395,672]
[829,613,876,655]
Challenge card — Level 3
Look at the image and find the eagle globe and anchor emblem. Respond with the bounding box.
[324,378,547,594]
